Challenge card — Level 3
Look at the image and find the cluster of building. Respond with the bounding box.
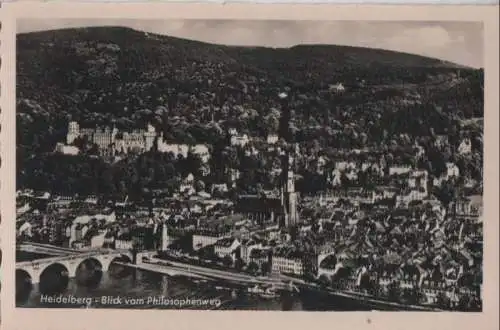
[183,188,481,308]
[18,94,483,311]
[16,198,171,253]
[60,121,210,162]
[16,157,483,311]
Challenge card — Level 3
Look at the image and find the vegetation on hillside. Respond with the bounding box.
[16,27,484,199]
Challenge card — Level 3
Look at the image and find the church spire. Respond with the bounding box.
[278,90,298,228]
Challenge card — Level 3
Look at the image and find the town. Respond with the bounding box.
[17,108,483,311]
[15,25,484,311]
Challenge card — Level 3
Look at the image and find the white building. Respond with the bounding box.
[396,189,428,206]
[241,240,263,264]
[408,170,428,191]
[231,134,250,147]
[54,143,79,156]
[73,211,116,225]
[389,165,412,176]
[458,138,472,154]
[67,121,80,145]
[445,162,460,178]
[90,230,107,248]
[18,222,33,237]
[17,203,31,216]
[192,230,230,251]
[271,247,305,276]
[228,169,241,187]
[267,134,279,145]
[157,143,190,157]
[329,169,342,187]
[228,128,250,147]
[335,161,356,171]
[179,173,196,196]
[272,255,304,276]
[115,235,134,250]
[329,82,346,92]
[214,238,241,260]
[157,142,211,163]
[211,183,229,195]
[67,121,210,160]
[84,196,98,205]
[433,162,460,186]
[191,145,211,163]
[66,121,155,155]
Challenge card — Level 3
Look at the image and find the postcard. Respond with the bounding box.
[0,3,498,330]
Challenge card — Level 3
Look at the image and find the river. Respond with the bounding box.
[16,266,384,310]
[16,250,378,311]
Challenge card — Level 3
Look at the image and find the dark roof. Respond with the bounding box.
[250,248,269,259]
[194,227,231,236]
[215,237,237,247]
[235,195,283,214]
[83,227,99,241]
[117,232,132,240]
[319,254,337,269]
[274,246,304,259]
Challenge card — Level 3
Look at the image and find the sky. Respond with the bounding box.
[17,19,484,68]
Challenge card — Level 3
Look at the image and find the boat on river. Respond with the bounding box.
[248,284,278,299]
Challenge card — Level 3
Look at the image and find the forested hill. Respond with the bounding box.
[17,26,483,163]
[17,26,469,97]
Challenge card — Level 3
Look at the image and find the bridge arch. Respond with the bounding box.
[16,268,35,284]
[110,253,133,264]
[76,257,104,272]
[16,269,34,304]
[38,262,71,294]
[104,253,134,278]
[75,257,104,287]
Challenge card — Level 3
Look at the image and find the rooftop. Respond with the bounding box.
[215,237,238,248]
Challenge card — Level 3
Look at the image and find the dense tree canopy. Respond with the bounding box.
[17,27,484,198]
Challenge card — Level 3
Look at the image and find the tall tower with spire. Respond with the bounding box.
[161,221,170,251]
[278,91,299,228]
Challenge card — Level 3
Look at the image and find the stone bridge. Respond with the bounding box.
[18,242,82,256]
[16,249,135,284]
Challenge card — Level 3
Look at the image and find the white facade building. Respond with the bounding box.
[214,238,241,260]
[272,255,304,276]
[54,143,80,156]
[192,231,230,251]
[458,138,472,154]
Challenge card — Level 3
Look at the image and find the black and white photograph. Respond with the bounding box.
[14,18,485,312]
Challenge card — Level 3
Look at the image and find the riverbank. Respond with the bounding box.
[129,256,444,311]
[151,254,473,312]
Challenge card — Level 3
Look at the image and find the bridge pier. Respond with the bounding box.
[17,280,85,306]
[16,251,134,287]
[16,281,39,304]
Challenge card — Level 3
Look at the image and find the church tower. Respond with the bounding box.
[283,153,298,227]
[278,91,299,228]
[161,222,170,251]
